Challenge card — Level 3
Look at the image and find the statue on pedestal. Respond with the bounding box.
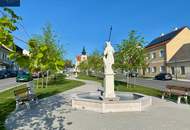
[103,41,115,74]
[103,41,118,100]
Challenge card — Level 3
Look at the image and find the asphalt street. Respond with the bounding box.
[0,74,190,93]
[115,74,190,90]
[0,78,20,92]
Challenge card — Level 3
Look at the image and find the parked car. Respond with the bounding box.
[0,70,5,79]
[32,71,48,78]
[7,70,17,77]
[0,70,10,79]
[154,73,172,80]
[32,72,41,78]
[126,71,138,77]
[16,71,33,82]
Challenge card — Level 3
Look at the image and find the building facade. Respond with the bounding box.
[0,44,23,71]
[143,26,190,79]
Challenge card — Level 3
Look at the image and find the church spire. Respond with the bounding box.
[82,47,86,55]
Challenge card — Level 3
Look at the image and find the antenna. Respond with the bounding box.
[108,26,112,42]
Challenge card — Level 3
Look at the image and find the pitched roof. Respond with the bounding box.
[168,43,190,62]
[82,47,87,55]
[146,26,188,48]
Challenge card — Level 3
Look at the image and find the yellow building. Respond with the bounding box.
[143,26,190,79]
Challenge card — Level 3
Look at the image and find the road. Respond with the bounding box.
[0,78,19,92]
[114,74,190,90]
[1,74,190,92]
[92,73,190,90]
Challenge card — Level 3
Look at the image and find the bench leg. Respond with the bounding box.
[184,96,188,104]
[35,98,39,104]
[15,101,19,111]
[25,102,30,109]
[161,94,165,99]
[177,96,182,104]
[162,93,166,100]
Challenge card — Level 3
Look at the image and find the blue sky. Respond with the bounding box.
[11,0,190,62]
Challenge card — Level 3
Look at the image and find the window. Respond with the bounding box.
[146,67,151,73]
[160,50,164,57]
[181,66,185,75]
[151,53,156,59]
[152,67,156,73]
[160,66,165,72]
[2,53,5,60]
[146,54,150,60]
[171,67,175,75]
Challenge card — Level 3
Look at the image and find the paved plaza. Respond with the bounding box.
[6,79,190,130]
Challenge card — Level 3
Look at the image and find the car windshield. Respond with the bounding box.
[18,71,28,75]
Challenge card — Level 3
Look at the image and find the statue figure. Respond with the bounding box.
[103,41,115,74]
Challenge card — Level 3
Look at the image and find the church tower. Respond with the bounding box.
[75,47,88,72]
[81,47,87,62]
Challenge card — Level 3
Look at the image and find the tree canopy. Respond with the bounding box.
[115,30,147,72]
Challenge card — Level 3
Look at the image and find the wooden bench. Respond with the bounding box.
[162,85,190,104]
[14,87,38,110]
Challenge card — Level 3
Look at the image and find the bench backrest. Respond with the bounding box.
[166,85,190,92]
[14,87,29,97]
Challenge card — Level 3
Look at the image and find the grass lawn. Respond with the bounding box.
[77,74,190,103]
[115,81,162,97]
[77,74,162,97]
[77,73,103,83]
[0,75,84,130]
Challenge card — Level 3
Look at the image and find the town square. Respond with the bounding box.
[0,0,190,130]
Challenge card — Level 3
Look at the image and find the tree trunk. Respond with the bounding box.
[37,72,40,88]
[42,74,44,88]
[86,70,89,76]
[46,70,49,88]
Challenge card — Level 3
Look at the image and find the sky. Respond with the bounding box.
[10,0,190,62]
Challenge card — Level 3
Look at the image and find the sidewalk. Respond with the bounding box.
[173,78,190,82]
[5,78,190,130]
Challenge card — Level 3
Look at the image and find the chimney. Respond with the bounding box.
[174,27,178,31]
[160,33,164,36]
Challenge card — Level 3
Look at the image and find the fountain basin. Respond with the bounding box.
[72,92,152,113]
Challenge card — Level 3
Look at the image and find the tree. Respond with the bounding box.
[42,24,64,85]
[27,24,64,88]
[115,30,147,86]
[78,50,103,76]
[0,8,22,65]
[116,30,147,72]
[64,59,73,69]
[0,8,21,47]
[88,50,103,75]
[78,60,89,75]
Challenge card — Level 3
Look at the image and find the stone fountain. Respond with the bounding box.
[72,41,152,113]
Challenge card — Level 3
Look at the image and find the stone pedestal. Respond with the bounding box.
[104,73,116,99]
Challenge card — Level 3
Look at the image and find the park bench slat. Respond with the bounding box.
[162,85,190,104]
[14,86,38,110]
